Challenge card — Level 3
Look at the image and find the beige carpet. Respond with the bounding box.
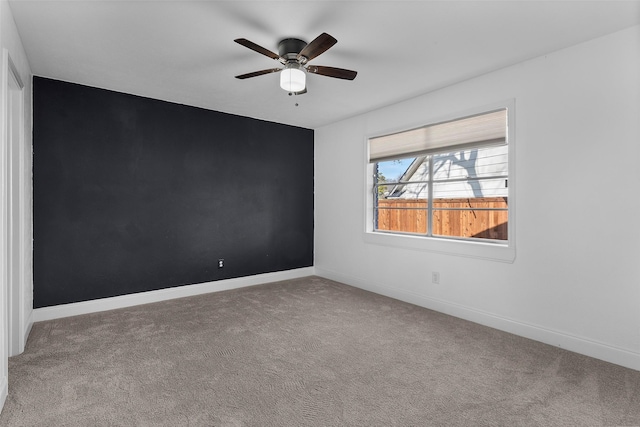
[1,276,638,426]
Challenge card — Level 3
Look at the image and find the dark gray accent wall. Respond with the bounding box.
[33,77,314,308]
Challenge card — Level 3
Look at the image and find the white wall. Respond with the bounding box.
[0,0,33,410]
[315,26,640,371]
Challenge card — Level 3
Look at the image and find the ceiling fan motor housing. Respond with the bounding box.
[278,38,307,60]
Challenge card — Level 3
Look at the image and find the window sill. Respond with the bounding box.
[363,231,516,263]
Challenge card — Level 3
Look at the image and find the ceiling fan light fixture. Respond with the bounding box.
[280,63,306,92]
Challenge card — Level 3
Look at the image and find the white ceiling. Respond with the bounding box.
[8,0,640,129]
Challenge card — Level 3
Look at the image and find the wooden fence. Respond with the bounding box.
[377,197,508,240]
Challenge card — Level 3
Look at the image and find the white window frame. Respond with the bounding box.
[363,100,516,263]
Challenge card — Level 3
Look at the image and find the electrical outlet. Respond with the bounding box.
[432,272,440,284]
[218,259,224,268]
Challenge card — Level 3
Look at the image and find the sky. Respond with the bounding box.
[377,158,413,182]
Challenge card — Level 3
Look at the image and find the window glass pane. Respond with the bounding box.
[376,205,428,234]
[377,182,429,200]
[432,207,508,240]
[376,157,427,184]
[432,177,508,199]
[432,170,508,240]
[433,145,508,181]
[432,197,508,210]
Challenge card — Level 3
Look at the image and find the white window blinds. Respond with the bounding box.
[369,109,507,162]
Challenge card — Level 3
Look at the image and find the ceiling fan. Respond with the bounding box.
[234,33,357,95]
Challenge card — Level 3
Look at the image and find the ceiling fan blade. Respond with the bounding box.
[234,38,280,60]
[307,65,357,80]
[235,68,282,79]
[297,33,337,62]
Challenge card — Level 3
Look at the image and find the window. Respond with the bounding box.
[369,108,510,244]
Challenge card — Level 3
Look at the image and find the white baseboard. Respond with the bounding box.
[315,267,640,372]
[22,311,33,350]
[0,375,6,414]
[33,267,315,322]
